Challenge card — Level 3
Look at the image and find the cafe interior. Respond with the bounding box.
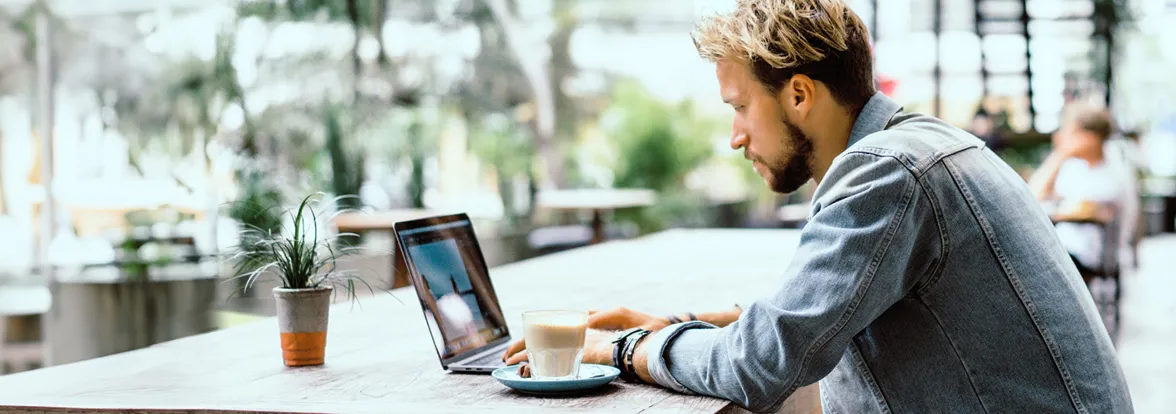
[0,0,1174,412]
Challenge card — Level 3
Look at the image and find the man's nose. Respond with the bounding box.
[730,131,749,151]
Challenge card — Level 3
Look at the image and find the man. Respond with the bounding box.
[504,0,1133,412]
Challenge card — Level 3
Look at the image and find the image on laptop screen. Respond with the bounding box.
[399,219,508,360]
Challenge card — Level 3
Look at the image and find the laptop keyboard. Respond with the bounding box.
[467,352,507,367]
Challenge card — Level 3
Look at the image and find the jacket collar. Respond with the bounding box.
[847,92,902,149]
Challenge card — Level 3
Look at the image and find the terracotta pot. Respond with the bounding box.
[273,286,332,366]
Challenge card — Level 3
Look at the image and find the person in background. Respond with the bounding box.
[970,106,1003,152]
[1029,104,1123,281]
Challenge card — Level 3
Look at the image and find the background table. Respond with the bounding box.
[331,208,441,288]
[331,209,440,233]
[535,189,657,243]
[0,229,819,413]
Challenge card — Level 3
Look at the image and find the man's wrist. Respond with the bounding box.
[619,329,652,382]
[665,305,742,329]
[640,321,716,394]
[632,335,655,384]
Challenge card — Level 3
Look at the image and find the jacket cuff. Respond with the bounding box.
[644,321,717,393]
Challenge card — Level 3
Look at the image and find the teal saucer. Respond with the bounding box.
[492,364,620,395]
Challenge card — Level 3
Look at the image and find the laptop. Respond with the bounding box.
[393,213,511,373]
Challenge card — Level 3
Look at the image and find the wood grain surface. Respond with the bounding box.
[0,229,820,413]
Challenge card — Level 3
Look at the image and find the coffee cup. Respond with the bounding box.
[521,310,588,380]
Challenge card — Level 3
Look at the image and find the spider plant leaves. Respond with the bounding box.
[223,192,382,303]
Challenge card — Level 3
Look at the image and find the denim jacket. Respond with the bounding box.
[643,93,1132,413]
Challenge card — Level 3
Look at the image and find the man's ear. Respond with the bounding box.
[784,75,816,121]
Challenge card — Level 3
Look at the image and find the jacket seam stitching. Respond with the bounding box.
[914,297,990,412]
[846,142,979,179]
[942,158,1089,414]
[914,161,951,296]
[843,149,920,176]
[848,341,893,414]
[768,155,919,410]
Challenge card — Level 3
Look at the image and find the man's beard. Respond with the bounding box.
[763,119,814,194]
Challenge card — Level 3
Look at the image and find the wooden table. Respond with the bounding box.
[0,229,820,413]
[535,189,657,243]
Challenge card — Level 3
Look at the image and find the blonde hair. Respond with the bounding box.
[1063,103,1115,141]
[692,0,875,109]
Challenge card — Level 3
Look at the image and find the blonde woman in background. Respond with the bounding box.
[1030,104,1124,280]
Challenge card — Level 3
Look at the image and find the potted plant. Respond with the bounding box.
[228,193,371,366]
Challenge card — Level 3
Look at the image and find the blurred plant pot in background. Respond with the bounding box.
[42,271,216,366]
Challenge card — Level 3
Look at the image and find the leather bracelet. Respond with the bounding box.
[612,328,646,374]
[621,329,653,382]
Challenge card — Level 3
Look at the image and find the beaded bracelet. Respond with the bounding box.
[667,312,697,324]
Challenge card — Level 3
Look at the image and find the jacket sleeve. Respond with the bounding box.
[645,153,939,413]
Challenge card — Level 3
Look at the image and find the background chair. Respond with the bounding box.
[0,284,52,374]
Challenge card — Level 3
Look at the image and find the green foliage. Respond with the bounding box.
[237,0,382,29]
[227,193,373,301]
[227,166,286,291]
[469,114,533,179]
[996,139,1051,174]
[229,167,285,236]
[324,105,365,211]
[367,104,443,209]
[601,82,719,232]
[634,190,715,231]
[469,113,535,221]
[119,31,249,157]
[1092,0,1134,30]
[407,118,426,209]
[605,82,715,192]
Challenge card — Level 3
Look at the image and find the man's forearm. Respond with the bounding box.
[633,308,741,387]
[669,306,741,328]
[632,337,656,384]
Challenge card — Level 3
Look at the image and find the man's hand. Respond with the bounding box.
[507,328,655,383]
[501,307,670,365]
[503,329,617,366]
[587,307,672,331]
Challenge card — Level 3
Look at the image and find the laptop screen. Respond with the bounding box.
[399,218,509,361]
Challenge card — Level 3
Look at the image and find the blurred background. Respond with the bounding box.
[0,0,1173,409]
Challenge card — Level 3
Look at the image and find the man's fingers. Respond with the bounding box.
[517,363,531,378]
[506,350,529,366]
[588,309,623,330]
[502,338,527,361]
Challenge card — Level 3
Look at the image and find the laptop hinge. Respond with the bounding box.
[456,343,507,365]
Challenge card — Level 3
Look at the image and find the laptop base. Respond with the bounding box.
[448,343,510,373]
